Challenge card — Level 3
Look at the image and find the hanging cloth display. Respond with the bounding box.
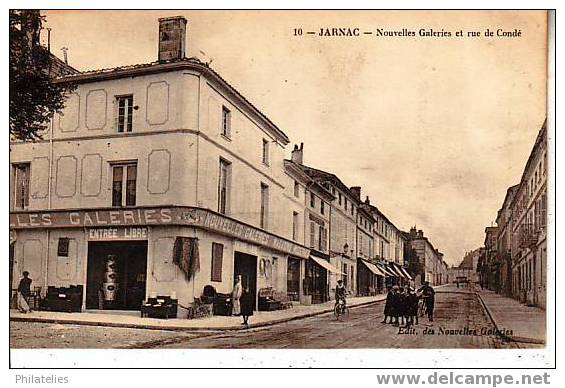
[173,237,200,280]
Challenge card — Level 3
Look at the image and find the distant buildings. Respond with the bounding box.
[452,248,482,284]
[403,227,450,286]
[480,120,547,309]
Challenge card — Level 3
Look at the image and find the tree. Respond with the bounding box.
[10,10,75,141]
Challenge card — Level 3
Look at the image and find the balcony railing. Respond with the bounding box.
[518,223,539,248]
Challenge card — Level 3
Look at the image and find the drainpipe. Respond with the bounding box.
[45,117,54,292]
[48,117,54,209]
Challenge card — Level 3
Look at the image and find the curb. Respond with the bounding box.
[10,298,384,332]
[475,292,545,345]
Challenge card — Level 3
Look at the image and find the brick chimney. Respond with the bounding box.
[291,143,304,165]
[365,196,370,205]
[158,16,187,61]
[350,186,361,201]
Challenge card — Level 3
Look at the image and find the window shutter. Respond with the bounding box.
[57,237,70,257]
[211,243,223,282]
[310,222,315,248]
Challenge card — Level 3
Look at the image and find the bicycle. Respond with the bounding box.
[334,298,349,320]
[418,297,428,318]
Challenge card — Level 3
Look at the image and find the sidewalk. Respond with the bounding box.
[476,289,546,344]
[10,295,385,331]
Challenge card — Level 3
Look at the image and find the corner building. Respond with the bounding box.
[9,17,310,316]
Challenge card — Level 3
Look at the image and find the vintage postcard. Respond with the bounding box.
[8,9,554,369]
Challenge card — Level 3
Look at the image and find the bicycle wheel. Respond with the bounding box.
[334,304,341,319]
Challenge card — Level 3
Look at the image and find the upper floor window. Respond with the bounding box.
[262,139,270,166]
[13,163,30,209]
[318,225,327,252]
[543,152,547,174]
[112,162,137,207]
[321,201,325,215]
[338,193,342,205]
[222,106,231,138]
[292,211,299,241]
[344,199,348,211]
[293,181,300,198]
[116,95,133,133]
[310,193,316,208]
[218,159,232,215]
[260,183,269,229]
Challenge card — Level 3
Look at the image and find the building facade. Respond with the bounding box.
[10,17,313,316]
[296,158,360,298]
[509,121,547,309]
[495,185,519,297]
[403,227,447,286]
[484,119,547,309]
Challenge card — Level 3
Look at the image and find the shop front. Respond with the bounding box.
[358,258,385,295]
[10,206,311,315]
[306,254,344,303]
[85,231,148,310]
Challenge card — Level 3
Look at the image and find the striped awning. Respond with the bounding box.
[378,263,397,277]
[310,256,345,275]
[389,263,409,279]
[361,259,386,277]
[399,266,413,280]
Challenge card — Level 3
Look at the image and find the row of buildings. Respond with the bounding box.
[9,16,449,316]
[478,120,548,309]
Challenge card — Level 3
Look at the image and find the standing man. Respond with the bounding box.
[231,275,243,316]
[17,271,32,313]
[418,281,436,322]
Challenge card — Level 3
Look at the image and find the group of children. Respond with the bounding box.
[381,284,422,327]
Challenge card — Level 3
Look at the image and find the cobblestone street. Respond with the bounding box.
[10,291,532,349]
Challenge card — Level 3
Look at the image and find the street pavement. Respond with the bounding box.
[477,289,546,344]
[11,290,531,349]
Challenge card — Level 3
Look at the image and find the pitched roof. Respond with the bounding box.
[284,159,335,201]
[298,164,358,202]
[54,57,290,144]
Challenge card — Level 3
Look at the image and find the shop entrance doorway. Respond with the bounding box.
[287,257,301,301]
[86,241,148,310]
[234,252,257,310]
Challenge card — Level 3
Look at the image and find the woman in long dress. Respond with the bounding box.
[381,286,393,324]
[240,287,254,326]
[231,275,243,316]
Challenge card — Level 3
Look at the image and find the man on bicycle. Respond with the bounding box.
[335,279,347,308]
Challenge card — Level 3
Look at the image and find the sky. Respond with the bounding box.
[42,10,547,266]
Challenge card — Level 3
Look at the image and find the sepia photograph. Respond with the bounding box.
[8,9,554,369]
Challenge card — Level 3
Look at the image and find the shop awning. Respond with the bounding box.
[387,263,403,278]
[389,263,407,279]
[310,256,345,275]
[398,266,413,280]
[378,263,397,277]
[361,259,386,277]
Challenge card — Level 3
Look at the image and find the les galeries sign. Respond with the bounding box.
[10,206,310,258]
